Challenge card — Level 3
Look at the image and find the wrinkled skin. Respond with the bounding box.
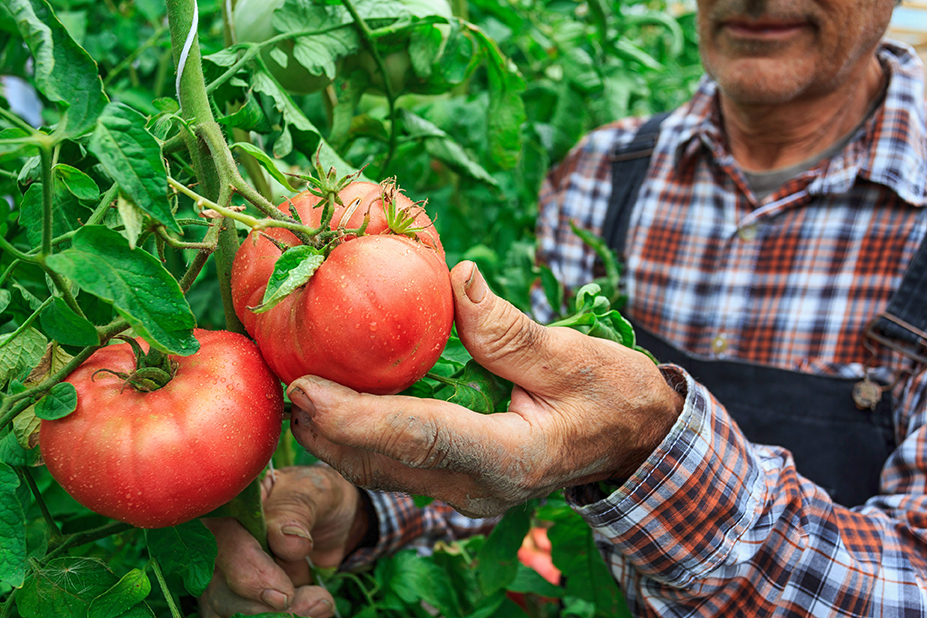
[697,0,894,170]
[286,261,685,518]
[200,466,366,618]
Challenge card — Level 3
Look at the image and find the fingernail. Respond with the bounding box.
[464,263,487,303]
[281,524,311,540]
[288,387,316,418]
[306,598,334,618]
[260,589,290,611]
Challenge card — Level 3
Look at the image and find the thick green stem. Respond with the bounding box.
[39,146,53,257]
[215,218,246,334]
[165,0,221,201]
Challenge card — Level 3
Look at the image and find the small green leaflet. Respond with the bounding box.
[40,297,99,346]
[0,327,47,388]
[45,226,199,356]
[145,520,218,597]
[230,142,298,191]
[250,245,324,314]
[443,360,512,414]
[548,283,636,349]
[87,568,152,618]
[34,382,78,421]
[88,102,180,234]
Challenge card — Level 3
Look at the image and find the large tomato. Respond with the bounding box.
[40,330,284,529]
[231,181,453,395]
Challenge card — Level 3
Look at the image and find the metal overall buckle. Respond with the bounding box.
[854,313,927,410]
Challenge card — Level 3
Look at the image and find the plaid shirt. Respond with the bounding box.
[347,40,927,617]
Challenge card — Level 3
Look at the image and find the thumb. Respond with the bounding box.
[450,261,568,391]
[263,470,326,562]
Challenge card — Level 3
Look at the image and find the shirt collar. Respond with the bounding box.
[670,40,927,207]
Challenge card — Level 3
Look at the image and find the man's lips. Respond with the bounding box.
[722,19,810,39]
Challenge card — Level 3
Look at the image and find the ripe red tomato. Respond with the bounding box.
[40,329,284,529]
[231,182,454,395]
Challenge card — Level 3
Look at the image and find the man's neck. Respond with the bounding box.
[720,56,886,173]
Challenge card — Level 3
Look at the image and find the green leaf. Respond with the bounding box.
[44,226,199,356]
[88,102,179,234]
[477,504,533,596]
[0,431,42,467]
[545,505,624,616]
[384,551,461,618]
[115,193,145,250]
[272,0,358,78]
[88,569,151,618]
[0,327,47,387]
[400,110,499,188]
[8,0,108,136]
[20,181,93,250]
[467,26,526,170]
[538,266,564,319]
[18,557,118,618]
[55,164,100,201]
[40,297,99,346]
[250,245,324,314]
[508,564,564,598]
[230,142,298,191]
[444,360,511,414]
[34,382,77,421]
[145,520,218,597]
[250,71,357,173]
[218,95,270,133]
[12,407,41,451]
[0,462,27,588]
[0,289,11,314]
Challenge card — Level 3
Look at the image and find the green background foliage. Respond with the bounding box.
[0,0,702,616]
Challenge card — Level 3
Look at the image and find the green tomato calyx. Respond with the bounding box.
[92,336,179,392]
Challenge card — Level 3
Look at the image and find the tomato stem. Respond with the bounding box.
[149,558,184,618]
[18,467,62,542]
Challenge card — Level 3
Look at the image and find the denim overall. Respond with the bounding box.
[600,113,927,507]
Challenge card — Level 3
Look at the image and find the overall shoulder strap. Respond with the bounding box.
[868,234,927,364]
[601,111,671,258]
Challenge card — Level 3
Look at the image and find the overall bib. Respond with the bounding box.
[599,113,927,507]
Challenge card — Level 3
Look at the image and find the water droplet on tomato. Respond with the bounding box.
[369,322,378,332]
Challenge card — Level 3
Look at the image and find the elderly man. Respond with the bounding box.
[201,0,927,614]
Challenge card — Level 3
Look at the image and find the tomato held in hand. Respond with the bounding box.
[40,329,284,529]
[231,180,454,395]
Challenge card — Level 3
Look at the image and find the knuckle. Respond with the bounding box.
[480,308,547,364]
[376,411,448,470]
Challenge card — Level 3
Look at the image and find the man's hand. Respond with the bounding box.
[286,261,685,518]
[199,465,369,618]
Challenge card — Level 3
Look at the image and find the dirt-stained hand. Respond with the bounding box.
[287,261,685,518]
[199,465,369,618]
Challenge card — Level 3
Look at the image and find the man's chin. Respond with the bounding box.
[705,56,817,105]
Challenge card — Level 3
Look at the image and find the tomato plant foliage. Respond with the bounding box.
[0,0,701,616]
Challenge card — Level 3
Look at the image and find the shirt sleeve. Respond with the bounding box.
[341,492,498,571]
[565,364,927,616]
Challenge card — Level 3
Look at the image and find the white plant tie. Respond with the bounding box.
[175,0,200,99]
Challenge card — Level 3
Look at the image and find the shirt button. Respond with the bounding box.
[738,224,758,241]
[711,335,728,354]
